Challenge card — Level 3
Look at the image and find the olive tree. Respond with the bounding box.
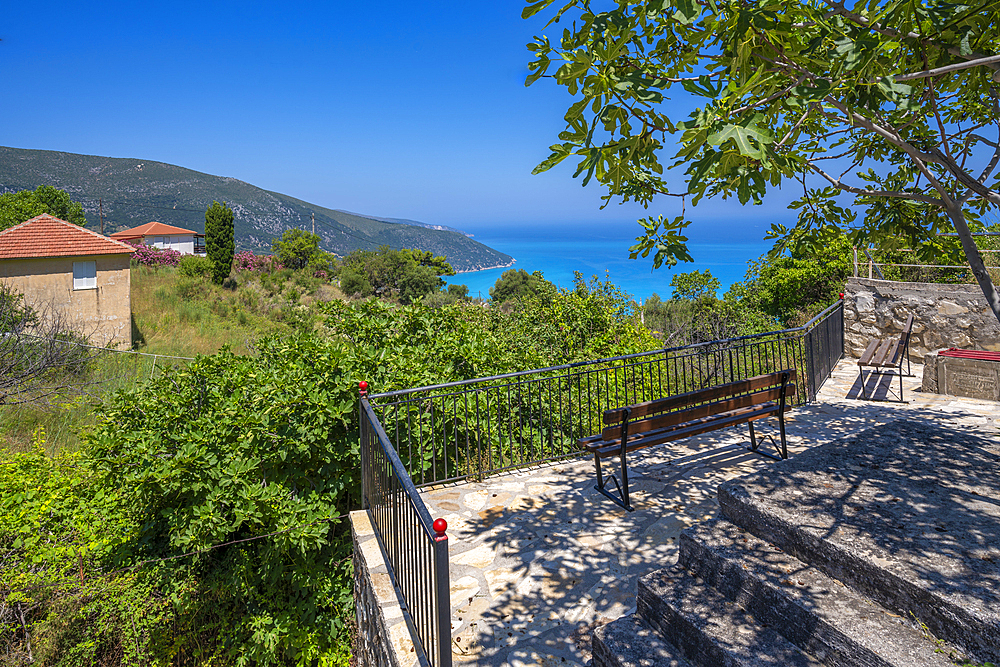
[524,0,1000,321]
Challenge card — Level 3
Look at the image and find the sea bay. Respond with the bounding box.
[445,222,773,302]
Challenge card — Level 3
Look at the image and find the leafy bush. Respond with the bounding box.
[733,237,852,326]
[338,246,455,304]
[234,251,279,273]
[173,275,206,301]
[177,254,214,278]
[670,269,720,301]
[272,229,323,270]
[128,243,181,267]
[489,268,557,303]
[82,337,360,664]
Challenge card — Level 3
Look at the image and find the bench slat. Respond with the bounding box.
[871,338,893,366]
[858,339,879,365]
[592,403,779,458]
[602,369,796,424]
[599,383,795,442]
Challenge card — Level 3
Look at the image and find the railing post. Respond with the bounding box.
[433,519,452,667]
[359,381,370,509]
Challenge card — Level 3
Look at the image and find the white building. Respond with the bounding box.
[109,222,205,255]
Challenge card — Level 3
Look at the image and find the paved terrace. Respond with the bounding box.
[419,358,1000,666]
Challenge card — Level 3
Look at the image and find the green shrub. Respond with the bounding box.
[84,338,359,664]
[173,276,206,301]
[177,255,214,279]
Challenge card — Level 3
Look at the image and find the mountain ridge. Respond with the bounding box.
[0,146,513,273]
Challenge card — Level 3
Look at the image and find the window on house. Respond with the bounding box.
[73,261,97,290]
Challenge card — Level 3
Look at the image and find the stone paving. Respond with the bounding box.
[419,358,1000,666]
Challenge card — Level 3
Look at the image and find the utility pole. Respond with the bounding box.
[99,198,105,235]
[312,212,315,236]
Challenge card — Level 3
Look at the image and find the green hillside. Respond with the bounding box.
[0,146,513,272]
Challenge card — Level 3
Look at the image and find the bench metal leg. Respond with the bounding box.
[778,412,788,459]
[746,419,785,462]
[592,452,634,512]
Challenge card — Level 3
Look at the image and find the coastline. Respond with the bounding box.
[454,258,516,274]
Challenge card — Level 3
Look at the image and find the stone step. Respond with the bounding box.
[716,421,1000,664]
[638,564,824,667]
[678,519,959,667]
[593,614,695,667]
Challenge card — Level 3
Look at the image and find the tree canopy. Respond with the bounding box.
[272,228,324,270]
[489,268,558,303]
[0,186,87,230]
[525,0,1000,321]
[339,246,456,304]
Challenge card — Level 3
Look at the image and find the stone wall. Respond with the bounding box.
[352,511,424,667]
[843,278,1000,362]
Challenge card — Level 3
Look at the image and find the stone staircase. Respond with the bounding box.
[594,420,1000,667]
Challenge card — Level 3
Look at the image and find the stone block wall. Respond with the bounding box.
[843,278,1000,362]
[352,510,424,667]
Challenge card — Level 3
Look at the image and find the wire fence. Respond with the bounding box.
[852,246,1000,283]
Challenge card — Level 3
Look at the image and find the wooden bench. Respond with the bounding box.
[857,313,913,402]
[577,370,796,511]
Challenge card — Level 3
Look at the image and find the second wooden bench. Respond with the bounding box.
[577,370,796,511]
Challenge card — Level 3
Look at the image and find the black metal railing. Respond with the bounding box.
[359,396,452,667]
[368,300,844,488]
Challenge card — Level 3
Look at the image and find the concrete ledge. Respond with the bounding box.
[352,510,425,667]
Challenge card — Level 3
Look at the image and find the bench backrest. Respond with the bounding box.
[600,369,796,441]
[888,313,915,366]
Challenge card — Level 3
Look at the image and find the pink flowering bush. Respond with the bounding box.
[128,242,181,267]
[234,251,280,273]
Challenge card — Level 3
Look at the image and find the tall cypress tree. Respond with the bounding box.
[204,201,234,284]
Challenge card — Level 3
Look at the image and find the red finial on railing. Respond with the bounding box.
[839,292,844,300]
[359,381,368,397]
[433,518,447,537]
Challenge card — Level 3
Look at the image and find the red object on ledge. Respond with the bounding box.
[938,348,1000,361]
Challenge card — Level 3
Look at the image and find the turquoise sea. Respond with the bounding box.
[444,222,773,302]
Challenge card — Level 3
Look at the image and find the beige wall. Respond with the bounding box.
[0,254,132,348]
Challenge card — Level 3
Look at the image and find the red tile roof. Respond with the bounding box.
[110,221,198,240]
[0,214,135,260]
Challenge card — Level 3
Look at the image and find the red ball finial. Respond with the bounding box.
[359,381,368,396]
[839,292,844,300]
[432,518,447,536]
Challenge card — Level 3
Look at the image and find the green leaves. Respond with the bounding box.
[629,214,694,269]
[706,116,773,161]
[205,200,235,285]
[525,0,1000,318]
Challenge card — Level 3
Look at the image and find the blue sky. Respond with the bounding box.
[0,1,791,244]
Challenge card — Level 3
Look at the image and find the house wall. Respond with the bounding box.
[145,234,195,255]
[0,254,132,348]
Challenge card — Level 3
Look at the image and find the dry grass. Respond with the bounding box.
[131,266,302,357]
